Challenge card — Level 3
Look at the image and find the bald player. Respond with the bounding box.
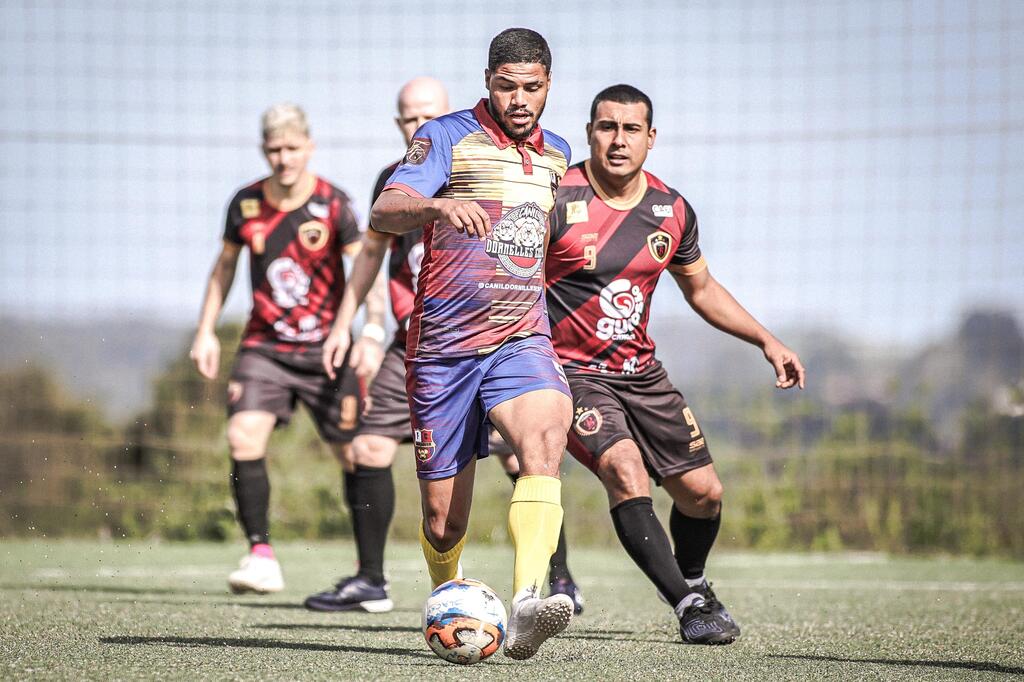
[303,78,448,612]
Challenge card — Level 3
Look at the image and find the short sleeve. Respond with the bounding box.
[334,193,362,246]
[223,194,244,245]
[670,198,707,274]
[383,119,453,199]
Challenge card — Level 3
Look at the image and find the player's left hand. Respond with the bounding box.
[763,339,805,390]
[349,336,385,381]
[322,326,352,380]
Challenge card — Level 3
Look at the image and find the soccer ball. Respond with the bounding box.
[422,578,507,665]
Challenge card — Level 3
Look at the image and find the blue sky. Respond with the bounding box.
[1,0,1021,346]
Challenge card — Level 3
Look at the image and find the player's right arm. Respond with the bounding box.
[371,191,491,238]
[369,118,491,238]
[190,240,241,380]
[322,229,390,379]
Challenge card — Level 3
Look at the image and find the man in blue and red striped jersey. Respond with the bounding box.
[370,29,575,660]
[546,85,806,645]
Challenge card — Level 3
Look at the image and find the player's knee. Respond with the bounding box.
[351,435,397,468]
[423,511,467,552]
[533,422,568,458]
[226,422,265,460]
[685,477,723,517]
[598,452,649,501]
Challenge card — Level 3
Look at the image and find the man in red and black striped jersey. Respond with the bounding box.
[189,104,386,598]
[546,85,806,644]
[317,76,585,615]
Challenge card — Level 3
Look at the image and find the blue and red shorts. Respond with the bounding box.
[405,334,571,480]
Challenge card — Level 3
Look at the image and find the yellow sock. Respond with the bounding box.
[508,475,563,597]
[419,522,465,589]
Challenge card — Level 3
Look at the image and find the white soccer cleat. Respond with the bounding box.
[503,588,574,660]
[227,554,284,594]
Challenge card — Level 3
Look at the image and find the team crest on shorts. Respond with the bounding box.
[485,202,546,279]
[574,407,603,436]
[414,428,436,462]
[298,220,329,251]
[647,231,672,263]
[405,138,432,165]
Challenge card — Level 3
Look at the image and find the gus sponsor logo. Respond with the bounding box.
[574,407,603,436]
[484,202,546,279]
[596,278,645,341]
[414,428,436,463]
[267,257,310,308]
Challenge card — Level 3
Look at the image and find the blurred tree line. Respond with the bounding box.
[1,311,1021,556]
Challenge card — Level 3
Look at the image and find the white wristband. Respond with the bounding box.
[360,322,386,344]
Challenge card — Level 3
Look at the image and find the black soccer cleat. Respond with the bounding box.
[303,575,394,613]
[692,581,740,639]
[679,599,736,645]
[548,576,585,615]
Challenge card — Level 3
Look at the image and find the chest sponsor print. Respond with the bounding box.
[485,202,546,279]
[267,257,311,308]
[566,200,589,225]
[647,231,672,263]
[597,278,645,341]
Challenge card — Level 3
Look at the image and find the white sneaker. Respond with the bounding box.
[228,554,284,594]
[503,588,574,660]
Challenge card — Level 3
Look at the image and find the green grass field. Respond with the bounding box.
[2,540,1022,680]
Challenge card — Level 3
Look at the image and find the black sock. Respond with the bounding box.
[231,459,270,547]
[670,505,721,581]
[610,497,691,606]
[343,465,395,586]
[506,470,572,580]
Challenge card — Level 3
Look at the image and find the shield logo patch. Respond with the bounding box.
[574,407,603,437]
[414,428,436,462]
[646,231,672,263]
[298,220,329,251]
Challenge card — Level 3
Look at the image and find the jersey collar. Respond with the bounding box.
[584,160,648,210]
[473,99,545,154]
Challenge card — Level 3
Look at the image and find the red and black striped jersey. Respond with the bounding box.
[371,161,423,345]
[546,161,707,375]
[224,175,361,364]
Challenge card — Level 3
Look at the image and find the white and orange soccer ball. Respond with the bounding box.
[422,578,507,665]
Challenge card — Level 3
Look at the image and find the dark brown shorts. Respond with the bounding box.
[565,362,712,483]
[227,348,364,443]
[356,339,414,442]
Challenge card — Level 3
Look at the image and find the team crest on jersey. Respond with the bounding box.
[574,407,603,436]
[267,257,311,308]
[485,202,546,279]
[565,200,589,225]
[298,220,329,251]
[413,428,436,462]
[597,278,645,341]
[240,198,261,219]
[647,231,672,263]
[405,138,432,165]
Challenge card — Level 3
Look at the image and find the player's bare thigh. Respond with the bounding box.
[226,410,277,461]
[661,463,723,519]
[351,434,399,468]
[420,458,477,551]
[489,389,572,477]
[594,438,652,507]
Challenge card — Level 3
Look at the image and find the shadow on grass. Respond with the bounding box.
[99,635,432,658]
[769,654,1024,676]
[254,623,421,633]
[0,583,208,596]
